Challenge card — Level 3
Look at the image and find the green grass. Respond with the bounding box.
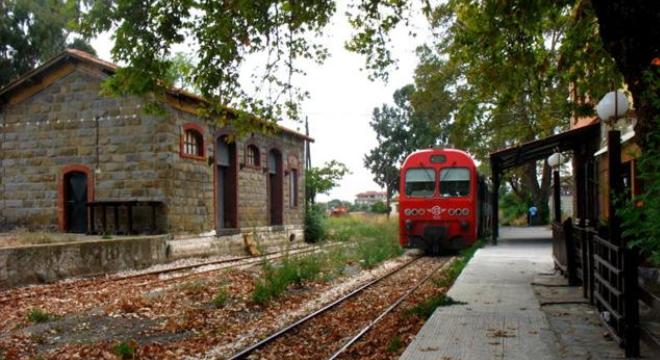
[113,340,137,359]
[211,286,229,307]
[405,239,483,320]
[405,294,465,319]
[26,308,55,323]
[386,335,404,353]
[252,255,324,304]
[252,215,404,304]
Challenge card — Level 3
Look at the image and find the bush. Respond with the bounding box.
[304,204,326,243]
[26,308,54,323]
[113,340,137,359]
[252,255,323,304]
[211,287,229,307]
[621,133,660,264]
[370,201,390,214]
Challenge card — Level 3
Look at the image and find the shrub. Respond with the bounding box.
[387,335,403,353]
[304,204,326,243]
[370,201,390,214]
[212,287,229,307]
[405,294,464,320]
[252,255,323,304]
[113,340,137,359]
[26,308,54,323]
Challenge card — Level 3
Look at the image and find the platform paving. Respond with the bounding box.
[401,226,632,360]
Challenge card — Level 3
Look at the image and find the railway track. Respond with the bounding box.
[0,242,344,306]
[227,255,454,360]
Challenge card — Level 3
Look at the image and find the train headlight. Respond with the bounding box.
[462,208,470,216]
[404,209,412,216]
[418,208,426,215]
[448,209,456,215]
[405,219,413,231]
[460,220,469,230]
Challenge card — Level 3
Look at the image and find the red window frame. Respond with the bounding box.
[180,123,206,161]
[245,144,261,168]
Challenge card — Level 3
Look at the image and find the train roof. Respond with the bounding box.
[402,148,476,166]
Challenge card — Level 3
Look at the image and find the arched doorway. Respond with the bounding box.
[216,136,238,231]
[268,149,283,226]
[64,171,88,233]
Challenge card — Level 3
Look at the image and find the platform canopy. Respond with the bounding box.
[489,121,600,171]
[488,121,601,243]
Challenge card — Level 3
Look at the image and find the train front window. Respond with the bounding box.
[405,168,436,197]
[440,168,470,197]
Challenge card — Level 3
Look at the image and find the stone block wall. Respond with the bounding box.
[0,59,306,235]
[0,235,169,288]
[0,67,167,231]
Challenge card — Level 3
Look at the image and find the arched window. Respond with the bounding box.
[180,123,205,160]
[246,144,260,167]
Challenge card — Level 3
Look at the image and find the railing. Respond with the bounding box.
[552,219,578,286]
[559,223,641,356]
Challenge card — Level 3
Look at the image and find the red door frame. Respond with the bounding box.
[57,164,94,232]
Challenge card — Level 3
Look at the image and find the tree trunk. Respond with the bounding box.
[385,183,391,219]
[522,161,552,224]
[592,0,660,150]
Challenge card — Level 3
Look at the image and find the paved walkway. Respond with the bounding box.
[401,226,631,360]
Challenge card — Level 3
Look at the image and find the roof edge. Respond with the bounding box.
[0,49,314,142]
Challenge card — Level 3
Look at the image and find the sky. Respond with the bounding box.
[91,6,431,204]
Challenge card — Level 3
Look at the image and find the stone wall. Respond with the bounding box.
[0,235,168,288]
[0,59,306,235]
[0,65,167,232]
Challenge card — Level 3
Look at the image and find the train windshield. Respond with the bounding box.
[439,167,470,197]
[405,168,436,197]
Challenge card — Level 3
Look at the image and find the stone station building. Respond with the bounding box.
[0,49,310,250]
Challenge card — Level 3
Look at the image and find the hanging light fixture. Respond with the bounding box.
[596,90,629,122]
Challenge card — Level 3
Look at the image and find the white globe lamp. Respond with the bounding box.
[596,90,629,122]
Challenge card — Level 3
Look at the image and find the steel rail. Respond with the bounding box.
[227,255,426,360]
[327,256,457,360]
[0,242,343,305]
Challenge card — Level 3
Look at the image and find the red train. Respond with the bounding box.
[399,148,491,254]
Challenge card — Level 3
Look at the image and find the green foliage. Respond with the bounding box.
[369,201,389,214]
[620,67,660,266]
[113,340,137,359]
[364,84,447,205]
[405,294,464,320]
[211,286,229,308]
[411,1,622,216]
[26,308,54,323]
[304,204,327,243]
[79,0,336,125]
[356,235,403,269]
[500,190,530,226]
[407,239,482,319]
[305,160,350,204]
[0,0,94,87]
[386,335,403,353]
[253,216,403,304]
[252,255,323,305]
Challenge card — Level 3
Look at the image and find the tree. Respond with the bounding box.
[305,160,349,205]
[591,0,660,150]
[364,84,448,218]
[408,1,622,222]
[0,0,94,87]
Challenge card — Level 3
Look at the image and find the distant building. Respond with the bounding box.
[355,191,386,206]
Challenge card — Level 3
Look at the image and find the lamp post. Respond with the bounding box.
[596,90,639,358]
[547,151,561,224]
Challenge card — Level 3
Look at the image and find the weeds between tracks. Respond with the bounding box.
[252,216,403,305]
